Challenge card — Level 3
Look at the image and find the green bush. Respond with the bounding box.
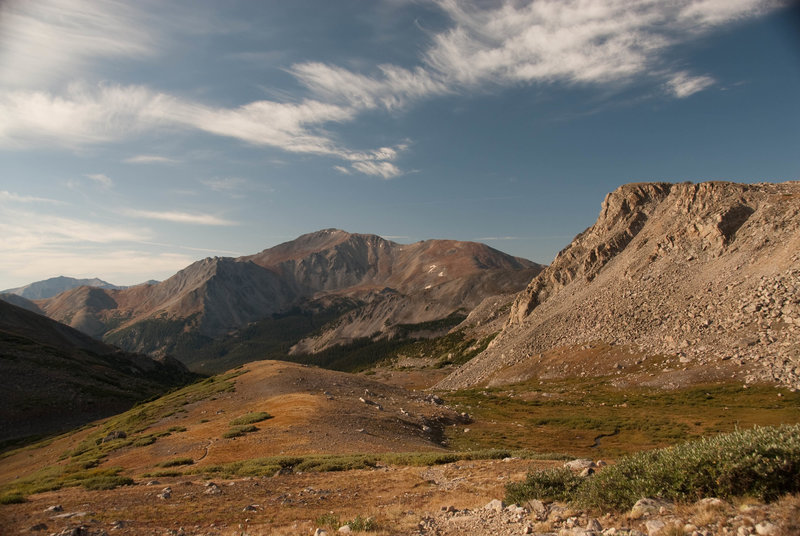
[158,457,194,468]
[81,475,134,490]
[505,425,800,511]
[222,424,258,438]
[229,412,272,426]
[346,514,376,531]
[577,424,800,510]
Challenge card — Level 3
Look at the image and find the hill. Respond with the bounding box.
[437,181,800,390]
[36,230,542,371]
[0,300,196,444]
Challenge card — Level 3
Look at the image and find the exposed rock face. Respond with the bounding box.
[36,230,542,362]
[438,181,800,390]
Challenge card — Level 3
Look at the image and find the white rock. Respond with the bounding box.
[485,499,505,512]
[338,525,352,533]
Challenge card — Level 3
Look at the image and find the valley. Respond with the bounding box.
[2,181,800,535]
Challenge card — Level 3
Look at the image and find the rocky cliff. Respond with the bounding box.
[438,181,800,390]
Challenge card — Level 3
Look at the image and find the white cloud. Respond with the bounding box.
[0,0,154,88]
[293,0,778,111]
[351,161,403,179]
[666,71,716,97]
[0,190,63,204]
[202,177,246,192]
[124,154,178,164]
[86,173,113,188]
[333,166,352,175]
[124,209,238,226]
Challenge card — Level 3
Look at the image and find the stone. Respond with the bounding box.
[586,519,603,532]
[313,530,328,536]
[242,504,258,512]
[45,505,63,512]
[102,430,127,443]
[524,498,548,520]
[485,499,505,512]
[644,520,666,535]
[755,522,777,536]
[565,458,595,472]
[338,525,352,533]
[631,498,672,519]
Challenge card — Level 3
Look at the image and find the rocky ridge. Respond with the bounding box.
[438,181,800,390]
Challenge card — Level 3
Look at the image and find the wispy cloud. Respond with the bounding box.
[666,71,715,98]
[0,190,63,204]
[0,0,155,88]
[124,154,178,164]
[86,173,113,188]
[124,209,238,226]
[351,161,403,179]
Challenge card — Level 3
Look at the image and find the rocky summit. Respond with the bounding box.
[438,181,800,390]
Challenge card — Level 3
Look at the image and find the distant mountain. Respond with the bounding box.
[437,181,800,391]
[2,276,121,300]
[36,230,543,371]
[0,300,196,444]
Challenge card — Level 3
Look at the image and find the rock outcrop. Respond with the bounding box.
[438,181,800,390]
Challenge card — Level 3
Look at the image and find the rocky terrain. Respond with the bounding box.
[33,230,541,369]
[438,181,800,391]
[0,300,195,443]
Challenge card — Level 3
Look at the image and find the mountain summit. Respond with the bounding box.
[35,230,543,370]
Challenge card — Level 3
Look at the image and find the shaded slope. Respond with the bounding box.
[0,301,196,443]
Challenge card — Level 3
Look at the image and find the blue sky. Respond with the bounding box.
[1,0,798,289]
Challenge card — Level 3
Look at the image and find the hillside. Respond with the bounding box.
[0,301,195,443]
[36,230,542,370]
[438,181,800,390]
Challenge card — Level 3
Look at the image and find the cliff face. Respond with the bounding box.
[438,181,800,390]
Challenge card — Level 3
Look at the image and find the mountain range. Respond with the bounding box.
[22,230,542,371]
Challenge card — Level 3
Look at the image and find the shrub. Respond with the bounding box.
[229,412,273,426]
[222,425,258,438]
[506,467,583,505]
[346,514,376,531]
[81,475,134,490]
[316,512,340,530]
[158,457,194,468]
[505,425,800,511]
[577,424,800,510]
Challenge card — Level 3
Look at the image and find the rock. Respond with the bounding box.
[102,430,127,443]
[242,504,258,512]
[524,499,548,520]
[425,394,444,405]
[485,499,505,512]
[157,487,171,499]
[755,521,777,535]
[644,520,666,535]
[586,519,603,532]
[313,530,328,536]
[579,467,595,477]
[145,480,160,486]
[631,498,672,519]
[204,483,222,495]
[338,525,352,533]
[565,458,595,472]
[45,505,63,512]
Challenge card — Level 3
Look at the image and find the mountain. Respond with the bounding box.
[438,181,800,390]
[35,230,543,370]
[0,300,196,443]
[2,275,121,300]
[0,293,43,314]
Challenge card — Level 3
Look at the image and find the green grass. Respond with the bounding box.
[0,369,245,501]
[444,379,800,457]
[0,492,26,504]
[229,412,273,426]
[188,449,565,479]
[222,425,258,438]
[506,425,800,511]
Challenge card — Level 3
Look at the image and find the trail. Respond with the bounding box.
[196,439,213,461]
[591,428,619,449]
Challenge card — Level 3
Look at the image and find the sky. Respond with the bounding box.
[1,0,798,289]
